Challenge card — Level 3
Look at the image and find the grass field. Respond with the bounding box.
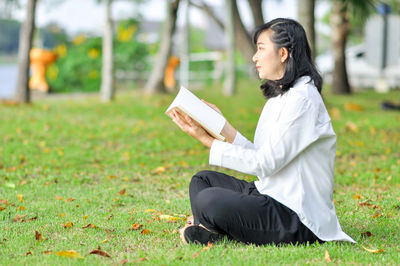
[1,81,399,265]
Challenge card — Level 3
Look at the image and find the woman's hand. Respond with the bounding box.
[202,100,238,143]
[201,99,223,115]
[169,109,215,148]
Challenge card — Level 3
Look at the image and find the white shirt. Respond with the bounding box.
[209,76,355,243]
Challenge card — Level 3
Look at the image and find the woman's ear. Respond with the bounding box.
[279,47,289,63]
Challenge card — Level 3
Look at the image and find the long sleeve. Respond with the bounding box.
[209,95,324,178]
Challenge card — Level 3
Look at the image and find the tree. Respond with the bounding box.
[14,0,37,103]
[100,0,115,102]
[297,0,315,59]
[190,0,256,65]
[330,0,376,94]
[224,0,235,95]
[145,0,180,94]
[248,0,264,28]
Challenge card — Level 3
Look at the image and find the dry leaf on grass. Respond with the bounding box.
[361,246,384,254]
[55,250,84,259]
[203,242,214,251]
[361,231,373,238]
[130,223,143,230]
[35,231,42,241]
[324,250,332,262]
[344,102,364,111]
[118,188,127,195]
[14,215,37,223]
[63,222,73,228]
[82,223,96,229]
[25,251,33,256]
[89,246,111,258]
[153,166,166,174]
[345,121,358,132]
[140,229,151,235]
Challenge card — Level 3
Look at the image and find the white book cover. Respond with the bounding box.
[166,86,226,141]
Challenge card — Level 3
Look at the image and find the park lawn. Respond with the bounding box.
[1,81,399,265]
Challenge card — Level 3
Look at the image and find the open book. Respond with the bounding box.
[166,86,226,141]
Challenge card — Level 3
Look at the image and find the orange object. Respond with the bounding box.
[29,48,57,92]
[164,55,180,90]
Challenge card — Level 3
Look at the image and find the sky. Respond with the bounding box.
[11,0,319,36]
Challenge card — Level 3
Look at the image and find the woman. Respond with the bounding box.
[169,18,355,245]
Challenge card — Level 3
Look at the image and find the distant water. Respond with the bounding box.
[0,64,17,99]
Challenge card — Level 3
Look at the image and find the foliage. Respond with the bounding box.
[46,19,148,93]
[0,18,20,54]
[0,82,399,264]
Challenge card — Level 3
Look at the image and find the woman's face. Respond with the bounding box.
[252,30,285,80]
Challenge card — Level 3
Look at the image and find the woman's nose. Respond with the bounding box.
[252,53,257,63]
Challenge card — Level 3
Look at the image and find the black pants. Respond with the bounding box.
[189,170,322,245]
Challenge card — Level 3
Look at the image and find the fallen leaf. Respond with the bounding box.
[324,250,332,262]
[106,214,113,221]
[359,201,380,209]
[120,259,128,264]
[361,246,384,254]
[130,223,143,230]
[353,194,361,200]
[140,229,151,235]
[0,207,5,211]
[145,209,156,213]
[89,246,111,258]
[58,213,66,218]
[17,194,24,202]
[82,223,96,229]
[344,102,363,111]
[43,250,52,254]
[64,222,74,228]
[25,251,33,256]
[118,188,127,195]
[154,166,166,174]
[13,214,27,222]
[66,198,75,202]
[55,196,63,200]
[35,231,42,241]
[55,250,84,259]
[203,242,214,251]
[372,213,382,218]
[83,215,88,219]
[102,239,108,243]
[345,121,358,132]
[361,231,373,238]
[192,252,200,258]
[329,107,341,120]
[18,206,26,210]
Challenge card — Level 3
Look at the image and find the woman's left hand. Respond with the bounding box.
[169,109,215,148]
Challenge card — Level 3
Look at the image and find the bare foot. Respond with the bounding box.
[186,215,194,225]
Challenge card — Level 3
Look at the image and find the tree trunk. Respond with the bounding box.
[248,0,264,28]
[232,0,255,65]
[330,0,351,94]
[224,0,235,95]
[297,0,315,59]
[100,0,115,102]
[190,0,255,66]
[14,0,37,104]
[145,0,180,94]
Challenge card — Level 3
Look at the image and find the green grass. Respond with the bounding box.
[1,81,399,265]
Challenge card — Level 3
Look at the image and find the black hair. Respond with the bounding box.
[253,18,323,98]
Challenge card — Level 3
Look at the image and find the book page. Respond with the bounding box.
[166,87,226,141]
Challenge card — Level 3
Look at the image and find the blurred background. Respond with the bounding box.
[0,0,399,102]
